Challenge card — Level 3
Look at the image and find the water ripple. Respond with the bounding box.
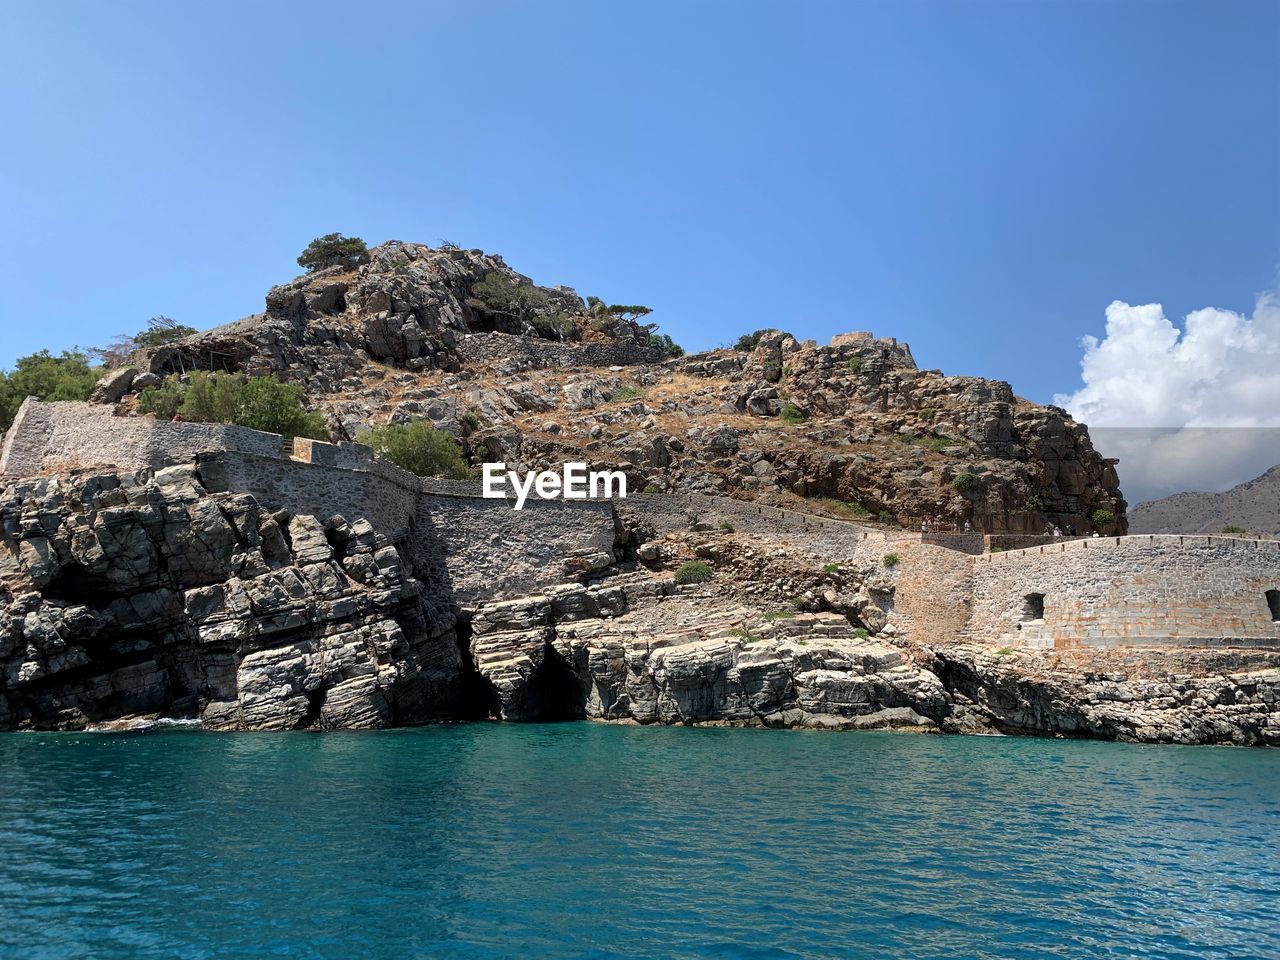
[1,727,1278,960]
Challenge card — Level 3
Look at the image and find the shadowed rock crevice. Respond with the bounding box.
[452,614,500,721]
[519,644,587,722]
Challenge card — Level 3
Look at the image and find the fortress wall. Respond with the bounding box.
[1,400,283,476]
[195,451,617,604]
[617,492,895,559]
[455,332,663,369]
[890,541,976,644]
[970,535,1280,649]
[412,493,617,604]
[196,450,418,538]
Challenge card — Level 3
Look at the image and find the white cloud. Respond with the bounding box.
[1054,295,1280,427]
[1055,296,1280,502]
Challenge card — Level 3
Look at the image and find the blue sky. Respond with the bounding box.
[1,0,1276,407]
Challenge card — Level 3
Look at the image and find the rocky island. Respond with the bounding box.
[2,240,1277,744]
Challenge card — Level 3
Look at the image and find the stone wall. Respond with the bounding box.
[617,491,894,558]
[454,332,663,369]
[194,451,617,604]
[970,535,1280,650]
[0,399,283,476]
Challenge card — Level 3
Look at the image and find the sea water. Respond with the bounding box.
[1,724,1277,960]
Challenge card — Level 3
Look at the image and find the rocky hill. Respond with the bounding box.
[1129,464,1280,536]
[105,240,1125,534]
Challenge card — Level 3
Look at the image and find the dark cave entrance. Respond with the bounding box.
[522,644,587,722]
[454,615,500,721]
[1266,589,1280,623]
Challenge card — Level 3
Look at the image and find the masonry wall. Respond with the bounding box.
[0,399,283,476]
[617,492,895,558]
[195,451,617,604]
[454,332,663,369]
[970,535,1280,649]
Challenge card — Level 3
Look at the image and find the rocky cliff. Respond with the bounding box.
[2,461,1273,743]
[111,241,1125,536]
[0,464,462,730]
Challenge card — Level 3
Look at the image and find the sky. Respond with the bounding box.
[1,0,1278,496]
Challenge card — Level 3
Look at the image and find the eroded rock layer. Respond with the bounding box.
[0,465,461,730]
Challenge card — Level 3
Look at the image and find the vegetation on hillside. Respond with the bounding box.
[733,328,779,351]
[297,233,370,272]
[0,350,102,429]
[93,316,198,367]
[647,332,684,357]
[136,372,328,439]
[674,560,713,585]
[357,420,475,480]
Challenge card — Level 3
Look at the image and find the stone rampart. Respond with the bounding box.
[0,399,283,476]
[970,535,1280,650]
[454,332,663,369]
[195,450,617,603]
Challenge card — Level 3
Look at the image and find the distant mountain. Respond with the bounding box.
[1129,464,1280,535]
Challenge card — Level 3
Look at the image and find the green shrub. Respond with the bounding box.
[648,333,684,358]
[996,646,1015,657]
[358,420,474,479]
[919,407,935,421]
[846,357,864,373]
[297,233,370,272]
[1026,494,1044,511]
[136,378,185,420]
[817,498,869,519]
[882,553,900,568]
[1089,508,1116,528]
[234,378,329,438]
[674,560,712,585]
[462,411,480,430]
[877,510,895,524]
[927,438,950,453]
[780,402,806,424]
[733,329,778,352]
[952,472,978,493]
[822,563,841,574]
[642,483,661,493]
[719,521,735,533]
[763,609,796,621]
[1222,525,1246,535]
[0,349,102,429]
[727,627,758,643]
[531,311,577,340]
[608,385,643,403]
[854,627,870,639]
[138,373,328,439]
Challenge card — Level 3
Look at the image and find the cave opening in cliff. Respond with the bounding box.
[1266,589,1280,623]
[523,645,587,722]
[453,615,500,721]
[1022,592,1045,622]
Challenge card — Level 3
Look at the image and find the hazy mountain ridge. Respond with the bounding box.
[1129,464,1280,535]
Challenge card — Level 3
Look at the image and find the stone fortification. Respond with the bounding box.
[3,401,618,603]
[970,535,1280,650]
[0,398,284,476]
[6,399,1280,660]
[453,332,663,370]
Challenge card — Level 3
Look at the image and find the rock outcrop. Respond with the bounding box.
[466,584,1280,745]
[0,464,462,730]
[109,241,1125,536]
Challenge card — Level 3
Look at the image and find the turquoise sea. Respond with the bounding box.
[1,725,1278,960]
